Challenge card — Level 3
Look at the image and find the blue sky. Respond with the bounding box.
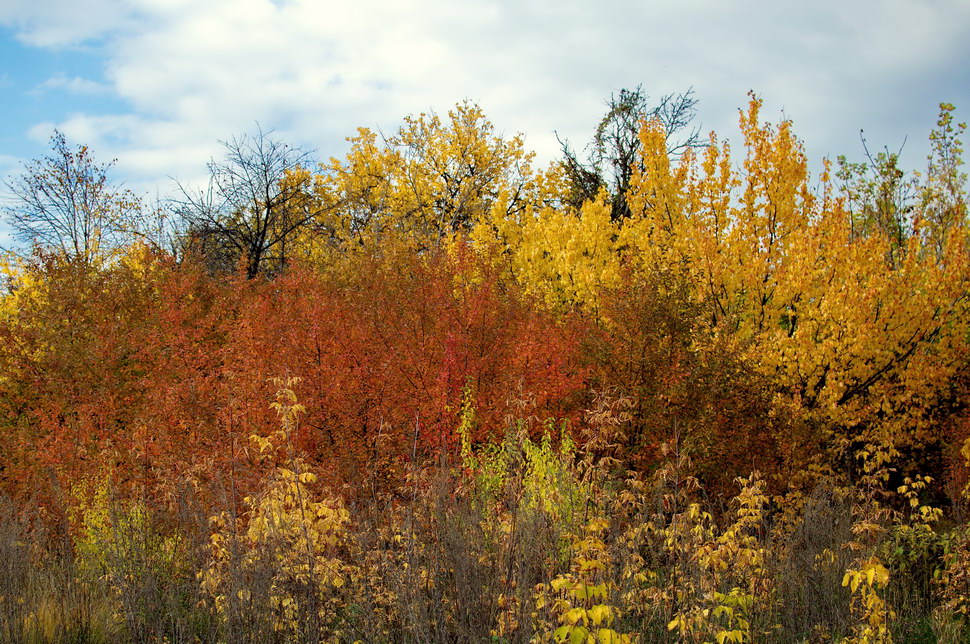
[0,34,114,153]
[1,0,969,202]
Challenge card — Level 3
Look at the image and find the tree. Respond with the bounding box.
[920,102,968,261]
[558,86,703,219]
[623,94,970,475]
[317,102,542,254]
[2,131,140,265]
[834,104,968,267]
[174,126,322,278]
[836,136,915,268]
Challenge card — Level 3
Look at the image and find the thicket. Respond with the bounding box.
[0,93,967,643]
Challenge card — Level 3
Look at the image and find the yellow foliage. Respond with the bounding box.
[200,379,353,639]
[534,518,632,644]
[615,94,969,463]
[311,101,545,259]
[473,193,622,312]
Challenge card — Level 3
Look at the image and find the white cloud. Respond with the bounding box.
[0,0,139,46]
[38,74,110,94]
[3,0,969,195]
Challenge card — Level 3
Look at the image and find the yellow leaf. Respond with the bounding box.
[596,629,624,643]
[588,604,611,626]
[564,607,587,626]
[299,471,317,484]
[569,626,589,644]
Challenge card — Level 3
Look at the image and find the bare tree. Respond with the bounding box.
[559,86,703,219]
[2,131,141,264]
[173,126,322,278]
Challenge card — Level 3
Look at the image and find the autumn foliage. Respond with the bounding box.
[0,95,967,643]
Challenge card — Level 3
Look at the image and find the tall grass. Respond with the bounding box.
[0,405,967,643]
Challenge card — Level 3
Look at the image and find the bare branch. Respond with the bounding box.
[1,131,141,265]
[171,126,323,278]
[558,86,704,219]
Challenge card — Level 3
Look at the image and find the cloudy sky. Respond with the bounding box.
[1,0,968,199]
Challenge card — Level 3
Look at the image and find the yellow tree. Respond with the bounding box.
[312,102,543,256]
[473,192,622,313]
[621,95,970,474]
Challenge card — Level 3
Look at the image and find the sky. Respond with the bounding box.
[1,0,969,204]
